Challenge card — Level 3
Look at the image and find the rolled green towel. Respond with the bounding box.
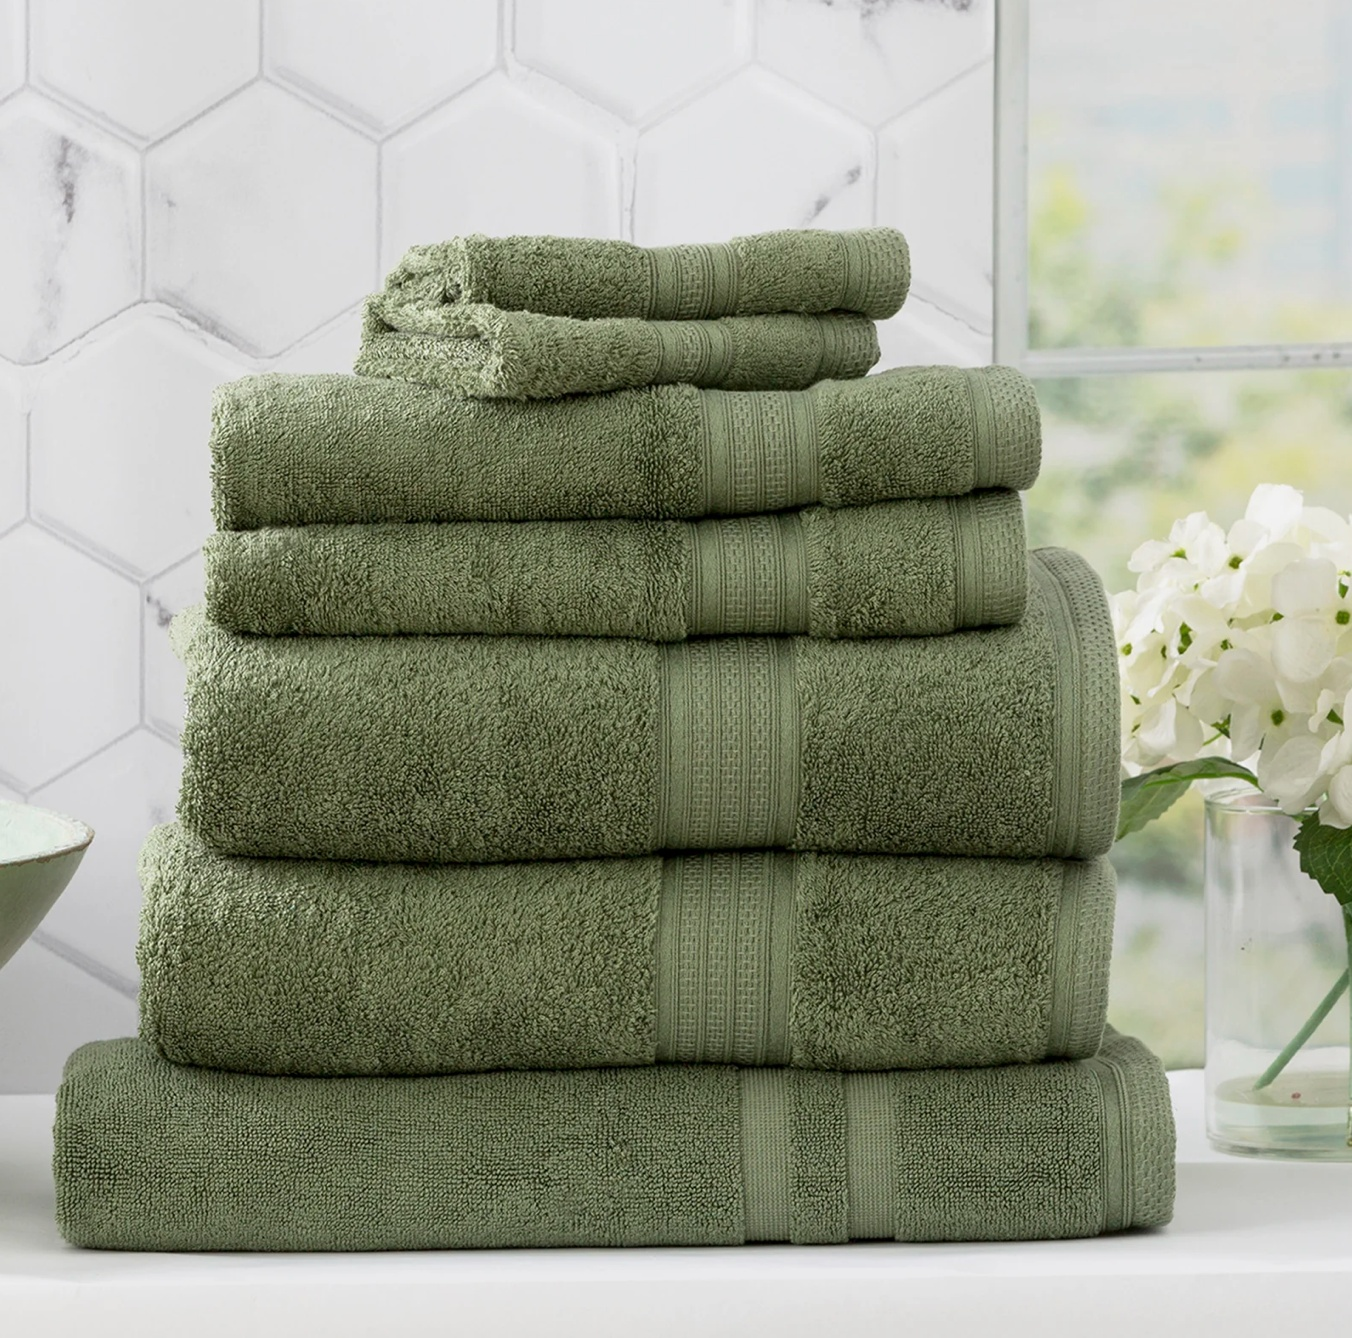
[356,301,879,399]
[138,824,1114,1076]
[203,494,1027,638]
[176,548,1118,864]
[54,1031,1173,1250]
[378,227,911,322]
[211,367,1041,528]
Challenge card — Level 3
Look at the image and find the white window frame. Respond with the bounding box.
[993,0,1352,375]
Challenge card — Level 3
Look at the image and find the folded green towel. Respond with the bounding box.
[356,301,880,399]
[176,548,1118,864]
[138,824,1114,1076]
[203,494,1026,639]
[212,367,1040,529]
[377,228,911,323]
[375,227,913,325]
[54,1031,1173,1250]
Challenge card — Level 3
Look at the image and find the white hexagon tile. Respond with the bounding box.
[634,69,873,245]
[266,0,498,133]
[382,77,621,267]
[879,61,994,337]
[146,82,377,356]
[757,0,993,127]
[515,0,748,124]
[0,94,139,364]
[31,729,182,984]
[0,362,23,533]
[142,550,203,743]
[30,314,245,577]
[0,0,23,102]
[0,526,140,793]
[30,0,259,142]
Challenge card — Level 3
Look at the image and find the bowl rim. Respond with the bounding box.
[0,798,95,868]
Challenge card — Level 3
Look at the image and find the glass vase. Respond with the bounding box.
[1205,787,1352,1158]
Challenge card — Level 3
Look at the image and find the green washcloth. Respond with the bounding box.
[176,548,1118,864]
[356,301,879,399]
[54,1031,1173,1250]
[378,227,911,323]
[211,367,1040,528]
[138,824,1114,1076]
[202,493,1026,639]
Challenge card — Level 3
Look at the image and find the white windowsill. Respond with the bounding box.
[2,1071,1350,1337]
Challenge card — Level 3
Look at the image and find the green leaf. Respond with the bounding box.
[1294,814,1352,909]
[1117,758,1259,841]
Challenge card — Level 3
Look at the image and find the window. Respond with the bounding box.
[996,0,1352,1065]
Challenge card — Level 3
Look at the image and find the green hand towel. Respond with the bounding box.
[378,227,911,323]
[211,367,1040,529]
[138,824,1114,1076]
[54,1031,1173,1250]
[356,301,879,399]
[176,548,1118,864]
[203,493,1026,639]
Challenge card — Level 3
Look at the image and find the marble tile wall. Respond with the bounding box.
[0,0,995,1091]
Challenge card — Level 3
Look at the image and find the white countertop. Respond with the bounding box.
[3,1070,1351,1337]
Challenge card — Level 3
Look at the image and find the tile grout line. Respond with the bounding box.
[0,762,29,797]
[372,64,497,144]
[139,108,149,300]
[30,512,147,584]
[30,930,139,1001]
[28,724,141,794]
[263,72,385,141]
[881,52,994,134]
[907,285,994,340]
[374,138,384,282]
[619,123,636,240]
[263,302,363,365]
[138,567,148,729]
[142,71,267,153]
[22,400,31,520]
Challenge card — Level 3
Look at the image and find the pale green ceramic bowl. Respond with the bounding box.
[0,799,93,971]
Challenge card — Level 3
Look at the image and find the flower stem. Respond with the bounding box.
[1251,967,1349,1091]
[1346,910,1352,1146]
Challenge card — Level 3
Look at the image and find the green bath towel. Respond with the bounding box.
[138,824,1114,1076]
[176,548,1118,864]
[54,1031,1173,1250]
[378,227,911,323]
[356,302,879,399]
[211,367,1041,529]
[203,493,1027,639]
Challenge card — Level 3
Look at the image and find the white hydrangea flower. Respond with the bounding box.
[1320,765,1352,828]
[1114,484,1352,816]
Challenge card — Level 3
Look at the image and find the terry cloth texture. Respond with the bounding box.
[356,302,880,399]
[138,824,1115,1076]
[203,493,1027,639]
[175,548,1119,864]
[211,367,1041,529]
[377,228,911,323]
[54,1030,1174,1251]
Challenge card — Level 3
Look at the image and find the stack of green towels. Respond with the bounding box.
[54,228,1175,1251]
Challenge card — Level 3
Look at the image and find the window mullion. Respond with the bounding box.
[1024,342,1352,378]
